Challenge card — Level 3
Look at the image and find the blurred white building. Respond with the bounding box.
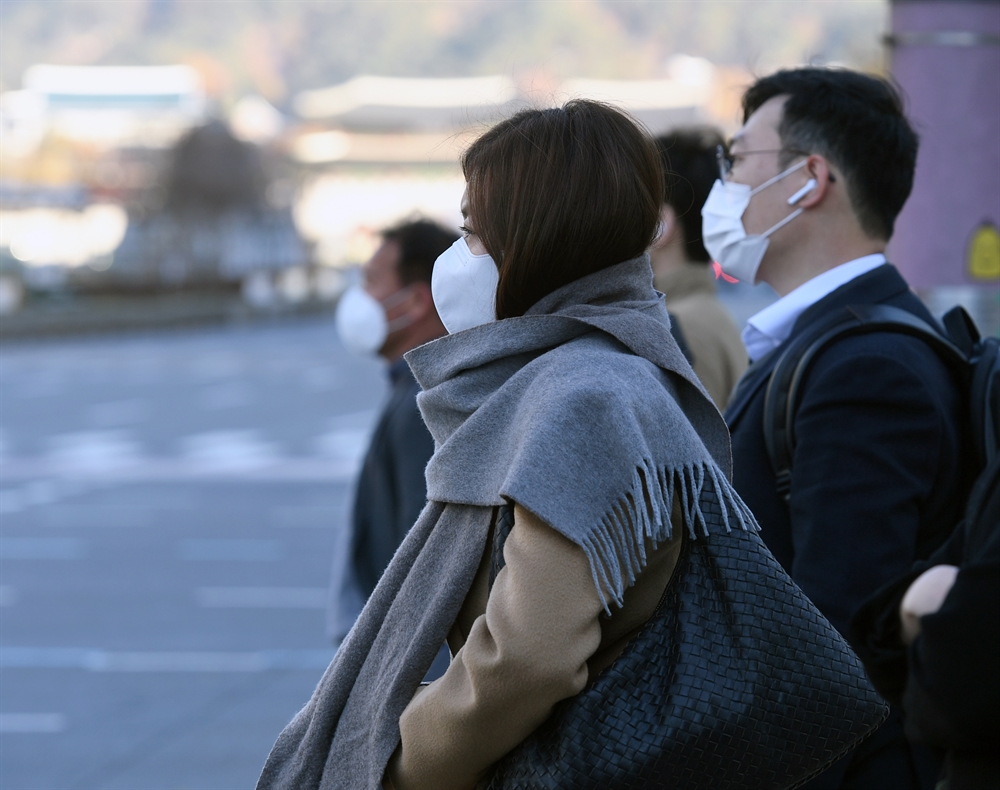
[294,74,519,132]
[288,61,717,269]
[2,64,206,153]
[289,61,715,166]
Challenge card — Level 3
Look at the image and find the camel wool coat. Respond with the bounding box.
[655,262,747,410]
[384,501,684,790]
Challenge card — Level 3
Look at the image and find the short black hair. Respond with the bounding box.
[742,67,918,240]
[381,218,458,285]
[655,127,726,263]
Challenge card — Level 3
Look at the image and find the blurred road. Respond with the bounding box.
[0,316,385,789]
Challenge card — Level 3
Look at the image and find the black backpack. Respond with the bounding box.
[763,303,1000,502]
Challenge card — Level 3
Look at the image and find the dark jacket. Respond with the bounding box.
[724,264,971,790]
[351,358,435,597]
[850,457,1000,790]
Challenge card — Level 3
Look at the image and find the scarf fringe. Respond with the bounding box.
[580,460,757,613]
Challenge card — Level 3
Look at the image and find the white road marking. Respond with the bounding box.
[0,713,67,733]
[179,430,280,472]
[196,587,328,608]
[0,410,379,484]
[314,410,378,463]
[314,428,371,463]
[177,539,284,562]
[0,538,85,560]
[46,431,140,472]
[0,458,356,483]
[0,479,90,515]
[0,647,335,672]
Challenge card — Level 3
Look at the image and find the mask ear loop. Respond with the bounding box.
[761,179,818,239]
[380,284,417,311]
[380,284,422,335]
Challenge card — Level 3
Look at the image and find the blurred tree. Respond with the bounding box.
[165,121,265,213]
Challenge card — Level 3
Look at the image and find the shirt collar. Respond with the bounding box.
[742,254,887,362]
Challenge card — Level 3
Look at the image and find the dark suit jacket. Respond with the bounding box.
[351,358,435,597]
[725,264,971,790]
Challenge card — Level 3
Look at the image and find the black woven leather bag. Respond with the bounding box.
[483,503,888,790]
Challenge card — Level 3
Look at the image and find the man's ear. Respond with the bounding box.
[797,155,836,209]
[409,281,435,321]
[653,205,678,249]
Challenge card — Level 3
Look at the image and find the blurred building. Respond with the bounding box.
[286,63,719,270]
[16,64,205,149]
[887,0,1000,336]
[0,65,213,308]
[289,61,717,166]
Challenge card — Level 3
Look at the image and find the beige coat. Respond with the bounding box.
[384,502,683,790]
[655,263,747,410]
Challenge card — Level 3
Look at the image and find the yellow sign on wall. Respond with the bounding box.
[968,223,1000,280]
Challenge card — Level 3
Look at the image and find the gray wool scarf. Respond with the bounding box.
[256,255,756,790]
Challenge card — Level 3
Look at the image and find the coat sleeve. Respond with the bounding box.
[787,341,959,635]
[902,466,1000,752]
[384,504,604,790]
[848,522,966,707]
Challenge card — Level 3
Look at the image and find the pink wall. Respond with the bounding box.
[888,0,1000,289]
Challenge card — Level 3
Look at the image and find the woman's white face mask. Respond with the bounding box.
[431,236,499,334]
[334,285,415,357]
[701,160,816,284]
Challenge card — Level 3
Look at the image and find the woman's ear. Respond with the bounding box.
[653,205,678,249]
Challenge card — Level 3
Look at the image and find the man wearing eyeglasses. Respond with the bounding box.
[718,69,970,790]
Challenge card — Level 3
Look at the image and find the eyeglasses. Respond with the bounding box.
[716,144,810,181]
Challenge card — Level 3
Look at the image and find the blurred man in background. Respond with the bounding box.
[718,68,970,789]
[652,128,747,409]
[328,219,457,646]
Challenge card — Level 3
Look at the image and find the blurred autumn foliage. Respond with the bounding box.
[0,0,888,109]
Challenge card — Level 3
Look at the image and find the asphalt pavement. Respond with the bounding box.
[0,316,386,789]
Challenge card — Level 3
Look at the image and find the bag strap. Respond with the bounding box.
[488,502,516,590]
[763,304,967,502]
[942,305,1000,467]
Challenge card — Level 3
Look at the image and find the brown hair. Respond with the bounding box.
[462,100,664,319]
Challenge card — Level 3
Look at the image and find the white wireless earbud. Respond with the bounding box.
[787,179,818,206]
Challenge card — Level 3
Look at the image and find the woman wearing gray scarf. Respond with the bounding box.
[258,101,760,789]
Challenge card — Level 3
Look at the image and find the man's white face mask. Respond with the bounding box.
[431,236,499,334]
[701,159,817,284]
[335,285,415,357]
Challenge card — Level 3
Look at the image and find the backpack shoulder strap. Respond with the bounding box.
[763,304,967,501]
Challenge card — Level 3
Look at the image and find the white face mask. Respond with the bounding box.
[701,160,817,284]
[431,236,499,334]
[334,284,414,357]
